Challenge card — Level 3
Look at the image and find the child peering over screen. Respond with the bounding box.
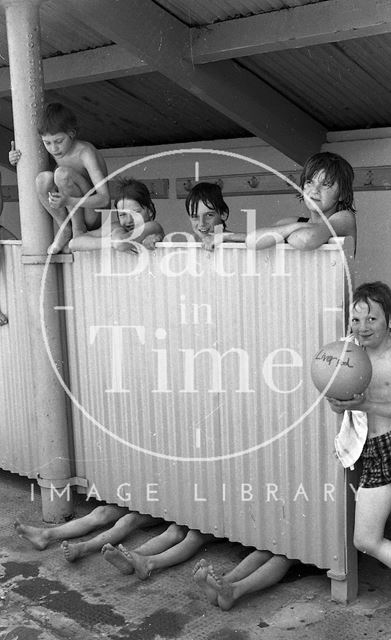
[246,151,356,252]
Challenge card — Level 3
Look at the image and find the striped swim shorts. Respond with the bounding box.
[360,431,391,488]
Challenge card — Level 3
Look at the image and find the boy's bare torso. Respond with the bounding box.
[55,139,107,185]
[367,340,391,437]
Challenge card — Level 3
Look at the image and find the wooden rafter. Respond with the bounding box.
[191,0,391,63]
[65,0,326,164]
[1,0,387,94]
[0,45,149,98]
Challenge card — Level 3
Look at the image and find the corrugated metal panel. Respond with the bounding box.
[242,33,391,130]
[214,245,347,569]
[46,74,249,148]
[157,0,322,26]
[0,0,308,63]
[63,248,226,531]
[0,1,112,65]
[0,0,324,62]
[2,4,391,145]
[63,241,351,572]
[1,0,391,142]
[40,28,391,143]
[337,33,391,92]
[0,243,39,477]
[39,0,113,57]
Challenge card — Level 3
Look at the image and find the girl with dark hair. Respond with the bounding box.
[247,151,357,252]
[69,177,164,253]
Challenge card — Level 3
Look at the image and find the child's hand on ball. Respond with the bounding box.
[326,398,345,414]
[327,392,366,412]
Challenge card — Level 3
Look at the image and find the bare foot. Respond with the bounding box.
[127,550,153,580]
[61,540,86,562]
[0,311,8,326]
[14,520,49,550]
[193,559,218,605]
[48,227,72,255]
[118,543,132,559]
[207,567,235,611]
[101,543,134,575]
[47,241,64,255]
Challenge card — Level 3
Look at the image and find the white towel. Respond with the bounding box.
[333,333,368,469]
[334,409,368,469]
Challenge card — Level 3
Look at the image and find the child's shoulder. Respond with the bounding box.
[331,208,356,219]
[329,208,357,230]
[76,139,99,153]
[75,140,106,166]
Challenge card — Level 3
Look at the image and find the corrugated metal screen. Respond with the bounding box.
[61,240,352,572]
[0,243,39,477]
[0,240,353,575]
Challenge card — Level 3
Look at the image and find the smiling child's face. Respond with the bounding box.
[189,201,226,239]
[116,198,151,230]
[351,299,389,350]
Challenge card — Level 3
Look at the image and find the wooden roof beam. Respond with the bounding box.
[191,0,391,62]
[66,0,326,164]
[0,44,150,97]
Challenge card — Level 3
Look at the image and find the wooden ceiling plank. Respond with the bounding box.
[191,0,391,62]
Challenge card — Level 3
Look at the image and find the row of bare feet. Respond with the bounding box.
[101,549,235,610]
[14,519,234,610]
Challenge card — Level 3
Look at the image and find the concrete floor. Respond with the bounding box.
[1,469,391,640]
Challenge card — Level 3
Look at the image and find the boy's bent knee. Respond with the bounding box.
[354,537,369,554]
[54,166,74,188]
[166,524,186,544]
[185,530,207,544]
[117,513,138,527]
[36,171,54,191]
[90,505,121,526]
[353,533,378,555]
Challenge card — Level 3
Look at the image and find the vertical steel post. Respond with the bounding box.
[2,0,73,521]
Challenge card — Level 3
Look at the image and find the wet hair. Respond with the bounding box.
[353,281,391,326]
[299,152,356,213]
[113,178,156,220]
[37,103,78,136]
[185,182,229,230]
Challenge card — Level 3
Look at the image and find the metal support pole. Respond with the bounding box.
[2,0,74,521]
